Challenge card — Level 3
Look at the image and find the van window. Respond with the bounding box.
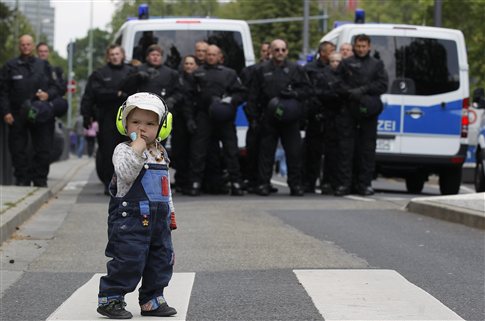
[132,30,245,73]
[358,35,460,96]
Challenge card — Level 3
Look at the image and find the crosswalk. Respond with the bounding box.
[47,270,463,321]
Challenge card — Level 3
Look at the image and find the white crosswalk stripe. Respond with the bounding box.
[294,269,464,320]
[46,270,463,321]
[46,273,195,321]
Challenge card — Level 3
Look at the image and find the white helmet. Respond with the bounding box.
[121,92,168,129]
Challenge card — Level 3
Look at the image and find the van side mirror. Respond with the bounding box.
[472,88,485,109]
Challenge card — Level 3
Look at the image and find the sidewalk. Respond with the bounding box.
[406,193,485,229]
[0,156,92,244]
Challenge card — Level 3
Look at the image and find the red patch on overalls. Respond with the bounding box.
[161,176,169,196]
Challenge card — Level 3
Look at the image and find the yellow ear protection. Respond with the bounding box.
[115,94,173,142]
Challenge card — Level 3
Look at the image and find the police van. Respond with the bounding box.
[321,23,470,195]
[113,9,255,147]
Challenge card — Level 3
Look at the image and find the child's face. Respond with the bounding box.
[126,108,159,143]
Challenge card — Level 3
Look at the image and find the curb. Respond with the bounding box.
[0,159,91,244]
[406,200,485,230]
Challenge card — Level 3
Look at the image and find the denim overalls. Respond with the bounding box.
[98,162,174,309]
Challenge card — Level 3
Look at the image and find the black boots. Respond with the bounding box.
[185,182,201,196]
[231,182,244,196]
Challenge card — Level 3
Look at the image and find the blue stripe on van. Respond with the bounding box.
[403,99,462,135]
[379,99,463,136]
[378,104,401,133]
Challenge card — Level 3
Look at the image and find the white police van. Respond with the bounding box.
[321,23,470,195]
[472,88,485,192]
[113,7,255,148]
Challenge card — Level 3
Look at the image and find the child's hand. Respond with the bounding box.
[130,129,146,156]
[170,212,177,230]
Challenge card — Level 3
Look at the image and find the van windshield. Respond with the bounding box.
[133,30,245,73]
[358,35,460,96]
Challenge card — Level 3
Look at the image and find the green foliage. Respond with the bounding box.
[111,0,220,32]
[72,28,112,81]
[0,3,35,66]
[223,0,322,61]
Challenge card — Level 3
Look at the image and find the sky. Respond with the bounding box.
[52,0,118,58]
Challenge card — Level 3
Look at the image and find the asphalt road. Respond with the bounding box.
[1,162,483,321]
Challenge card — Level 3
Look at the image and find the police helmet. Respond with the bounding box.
[25,100,54,123]
[209,98,235,122]
[266,97,302,123]
[115,92,172,142]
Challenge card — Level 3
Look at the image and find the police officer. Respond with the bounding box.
[302,41,335,193]
[171,55,198,192]
[334,34,388,196]
[317,52,345,194]
[186,44,246,196]
[81,44,134,194]
[121,44,183,113]
[0,35,57,187]
[239,42,271,192]
[246,39,312,196]
[194,41,209,66]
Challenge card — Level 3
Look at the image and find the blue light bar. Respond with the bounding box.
[354,8,365,24]
[139,4,149,20]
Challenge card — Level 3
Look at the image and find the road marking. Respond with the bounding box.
[46,272,195,321]
[344,195,376,202]
[459,185,475,193]
[270,179,288,187]
[63,180,88,190]
[294,269,464,320]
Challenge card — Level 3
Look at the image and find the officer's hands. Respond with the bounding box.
[83,116,92,129]
[186,119,197,134]
[348,87,365,100]
[117,91,128,100]
[280,89,298,99]
[3,113,14,125]
[36,90,49,101]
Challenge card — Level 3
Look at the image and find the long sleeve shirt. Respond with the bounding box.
[112,142,175,213]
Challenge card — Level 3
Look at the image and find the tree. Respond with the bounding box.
[111,0,220,33]
[0,3,34,66]
[72,28,112,81]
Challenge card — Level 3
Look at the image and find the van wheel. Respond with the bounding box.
[439,167,462,195]
[475,152,485,192]
[405,176,425,194]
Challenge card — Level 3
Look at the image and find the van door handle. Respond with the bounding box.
[405,110,423,116]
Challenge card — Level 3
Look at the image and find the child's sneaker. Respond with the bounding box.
[140,302,177,317]
[97,299,133,319]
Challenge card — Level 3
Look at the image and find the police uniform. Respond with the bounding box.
[81,62,134,192]
[335,52,388,196]
[171,70,196,192]
[246,59,312,195]
[186,63,246,196]
[302,59,327,193]
[0,55,57,186]
[121,63,183,110]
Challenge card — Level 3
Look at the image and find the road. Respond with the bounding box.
[1,161,483,321]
